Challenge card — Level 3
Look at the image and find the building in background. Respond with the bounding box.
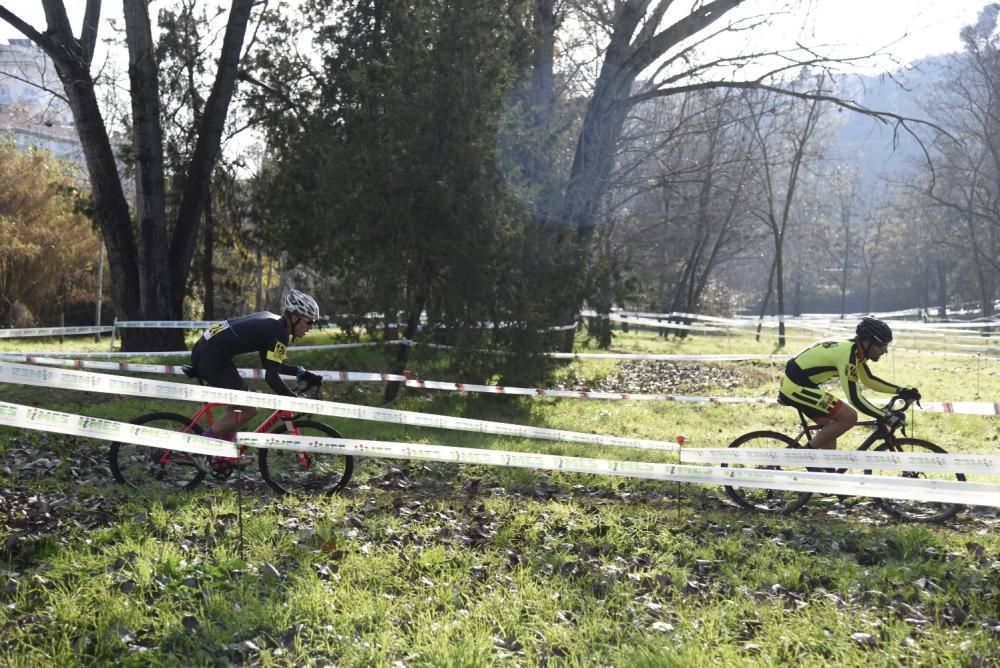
[0,38,84,168]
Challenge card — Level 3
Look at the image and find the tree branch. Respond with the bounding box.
[0,5,58,55]
[79,0,101,65]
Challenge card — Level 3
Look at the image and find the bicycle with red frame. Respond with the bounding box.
[109,384,353,496]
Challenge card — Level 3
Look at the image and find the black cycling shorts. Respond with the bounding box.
[190,340,247,391]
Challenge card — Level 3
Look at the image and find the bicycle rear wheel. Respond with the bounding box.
[109,412,207,491]
[868,438,965,523]
[258,420,354,496]
[722,431,813,514]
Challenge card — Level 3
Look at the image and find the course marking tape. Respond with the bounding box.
[1,394,993,505]
[7,355,1000,417]
[0,355,407,383]
[0,401,237,457]
[0,326,114,339]
[0,341,385,359]
[0,362,679,452]
[679,447,1000,474]
[236,432,1000,507]
[544,352,793,361]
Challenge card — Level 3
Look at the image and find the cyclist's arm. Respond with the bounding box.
[261,340,296,396]
[841,373,888,419]
[859,363,902,394]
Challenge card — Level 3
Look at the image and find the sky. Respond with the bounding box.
[773,0,995,68]
[0,1,994,69]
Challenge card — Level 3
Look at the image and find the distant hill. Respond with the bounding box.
[834,54,951,182]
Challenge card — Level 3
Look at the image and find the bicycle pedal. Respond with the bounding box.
[191,455,212,474]
[210,455,255,468]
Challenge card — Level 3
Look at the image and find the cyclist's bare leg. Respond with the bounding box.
[806,404,857,450]
[208,405,258,438]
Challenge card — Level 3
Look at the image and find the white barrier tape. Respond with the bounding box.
[10,355,1000,417]
[0,362,679,452]
[599,309,1000,334]
[919,401,1000,416]
[0,341,387,360]
[236,432,1000,507]
[113,320,215,329]
[679,447,1000,474]
[0,326,114,339]
[603,315,725,333]
[0,401,237,457]
[405,378,778,403]
[893,347,1000,362]
[545,352,792,361]
[0,355,409,383]
[0,350,194,358]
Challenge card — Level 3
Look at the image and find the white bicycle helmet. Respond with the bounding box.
[283,289,320,321]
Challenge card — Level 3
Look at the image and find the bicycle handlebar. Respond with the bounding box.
[878,394,922,435]
[291,382,322,399]
[885,395,917,413]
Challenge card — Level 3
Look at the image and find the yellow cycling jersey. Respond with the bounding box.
[781,340,900,419]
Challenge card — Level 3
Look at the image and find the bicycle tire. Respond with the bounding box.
[722,431,813,514]
[258,420,354,496]
[867,438,965,523]
[109,412,207,491]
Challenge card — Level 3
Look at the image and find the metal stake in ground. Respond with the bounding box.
[235,409,245,561]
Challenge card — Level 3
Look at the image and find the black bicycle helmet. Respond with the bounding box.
[856,316,892,344]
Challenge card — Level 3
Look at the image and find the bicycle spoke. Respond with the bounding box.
[258,420,354,496]
[868,438,965,523]
[109,413,207,491]
[722,431,812,515]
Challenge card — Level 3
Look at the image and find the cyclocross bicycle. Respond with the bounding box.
[722,395,965,523]
[109,385,353,496]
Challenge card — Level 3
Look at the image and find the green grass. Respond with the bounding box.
[1,326,998,666]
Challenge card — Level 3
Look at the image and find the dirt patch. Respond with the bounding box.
[576,361,782,396]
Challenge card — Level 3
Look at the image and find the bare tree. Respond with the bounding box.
[610,88,756,318]
[744,76,827,347]
[914,8,1000,317]
[0,0,255,349]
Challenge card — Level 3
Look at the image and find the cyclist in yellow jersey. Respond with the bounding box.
[778,317,921,449]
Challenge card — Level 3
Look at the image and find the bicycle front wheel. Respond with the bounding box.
[258,420,354,496]
[722,431,813,514]
[868,438,965,523]
[109,412,207,491]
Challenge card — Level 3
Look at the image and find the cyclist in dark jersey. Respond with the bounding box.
[188,289,323,441]
[778,317,920,450]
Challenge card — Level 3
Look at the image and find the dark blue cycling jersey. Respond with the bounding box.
[190,312,300,396]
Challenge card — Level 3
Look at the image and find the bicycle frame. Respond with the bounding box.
[789,409,899,453]
[167,403,311,468]
[184,402,297,436]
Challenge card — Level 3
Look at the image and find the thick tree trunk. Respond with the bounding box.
[123,0,175,349]
[0,1,254,351]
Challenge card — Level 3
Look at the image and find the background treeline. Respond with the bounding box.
[5,1,1000,363]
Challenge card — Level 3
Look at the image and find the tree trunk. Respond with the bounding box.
[936,261,948,318]
[755,259,776,342]
[840,227,850,318]
[202,189,215,320]
[0,1,254,351]
[775,242,786,347]
[384,295,426,403]
[167,0,254,316]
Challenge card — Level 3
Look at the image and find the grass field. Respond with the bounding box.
[1,326,998,666]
